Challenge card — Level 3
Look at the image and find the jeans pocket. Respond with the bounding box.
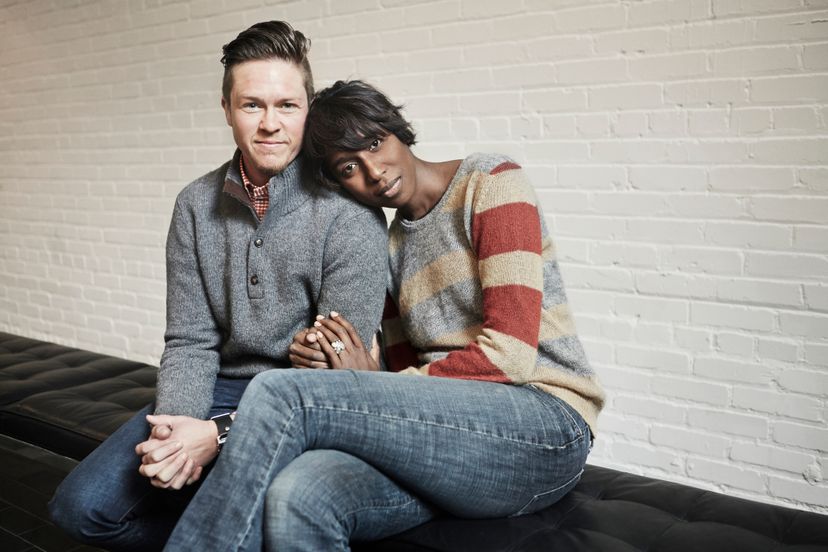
[510,468,583,517]
[523,384,588,445]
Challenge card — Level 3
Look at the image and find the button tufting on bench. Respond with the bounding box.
[1,330,827,552]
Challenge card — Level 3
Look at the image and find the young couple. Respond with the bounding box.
[50,20,604,551]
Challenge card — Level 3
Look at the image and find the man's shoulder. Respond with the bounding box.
[175,160,233,204]
[304,182,380,220]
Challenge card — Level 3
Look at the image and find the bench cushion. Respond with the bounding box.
[0,332,155,459]
[1,330,827,552]
[360,465,828,551]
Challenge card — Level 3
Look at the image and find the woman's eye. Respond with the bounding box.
[368,138,382,152]
[341,163,356,177]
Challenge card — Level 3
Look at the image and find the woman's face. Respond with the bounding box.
[326,133,416,211]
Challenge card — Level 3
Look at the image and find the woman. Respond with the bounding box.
[163,80,604,551]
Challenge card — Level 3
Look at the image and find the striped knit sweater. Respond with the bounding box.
[382,153,605,433]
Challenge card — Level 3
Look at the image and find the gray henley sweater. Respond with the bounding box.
[155,151,388,418]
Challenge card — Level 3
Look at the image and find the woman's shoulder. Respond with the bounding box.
[461,152,523,177]
[461,153,537,213]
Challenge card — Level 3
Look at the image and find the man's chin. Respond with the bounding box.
[249,156,295,179]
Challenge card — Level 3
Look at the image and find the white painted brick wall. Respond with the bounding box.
[1,0,826,513]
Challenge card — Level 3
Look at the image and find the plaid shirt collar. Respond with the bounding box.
[239,155,269,220]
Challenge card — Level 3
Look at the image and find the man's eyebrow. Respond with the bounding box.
[237,94,304,103]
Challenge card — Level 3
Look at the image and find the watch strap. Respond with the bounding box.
[210,412,234,451]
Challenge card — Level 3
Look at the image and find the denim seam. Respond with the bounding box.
[524,383,584,439]
[341,496,427,545]
[513,467,584,517]
[238,407,302,552]
[115,488,157,524]
[557,397,582,439]
[343,495,423,518]
[305,404,584,450]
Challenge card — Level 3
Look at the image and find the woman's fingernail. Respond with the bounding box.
[316,314,324,320]
[314,321,321,327]
[330,311,339,317]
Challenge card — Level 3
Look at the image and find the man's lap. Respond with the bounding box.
[48,376,252,550]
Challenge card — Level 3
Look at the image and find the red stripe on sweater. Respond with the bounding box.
[490,161,521,175]
[483,285,542,347]
[473,202,542,260]
[385,342,420,372]
[381,292,420,372]
[427,343,511,382]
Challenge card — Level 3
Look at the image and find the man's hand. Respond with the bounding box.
[289,326,331,369]
[135,414,219,489]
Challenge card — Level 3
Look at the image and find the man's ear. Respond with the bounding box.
[221,96,232,126]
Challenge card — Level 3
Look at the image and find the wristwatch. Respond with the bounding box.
[210,412,234,452]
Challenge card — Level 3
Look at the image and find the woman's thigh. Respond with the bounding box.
[242,369,591,518]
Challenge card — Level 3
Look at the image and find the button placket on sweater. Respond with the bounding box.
[239,158,308,301]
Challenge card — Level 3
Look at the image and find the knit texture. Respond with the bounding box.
[382,153,604,433]
[156,151,388,419]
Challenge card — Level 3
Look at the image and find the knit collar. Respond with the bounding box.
[223,149,312,219]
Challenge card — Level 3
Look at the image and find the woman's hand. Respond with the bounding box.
[313,312,380,371]
[289,327,331,369]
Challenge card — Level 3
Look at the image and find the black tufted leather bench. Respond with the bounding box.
[0,332,156,461]
[1,331,827,552]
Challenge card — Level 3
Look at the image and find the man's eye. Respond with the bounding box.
[368,138,382,152]
[242,103,260,112]
[282,103,298,112]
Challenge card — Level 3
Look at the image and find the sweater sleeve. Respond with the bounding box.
[316,207,389,350]
[155,196,223,418]
[406,162,544,382]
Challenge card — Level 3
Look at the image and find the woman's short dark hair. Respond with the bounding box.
[303,80,416,188]
[221,21,313,102]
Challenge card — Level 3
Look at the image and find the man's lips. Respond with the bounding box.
[377,176,401,198]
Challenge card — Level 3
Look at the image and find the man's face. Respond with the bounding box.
[222,59,308,185]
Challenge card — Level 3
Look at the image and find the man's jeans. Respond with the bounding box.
[164,369,592,552]
[48,376,251,552]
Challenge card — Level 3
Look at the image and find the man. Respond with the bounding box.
[48,21,387,551]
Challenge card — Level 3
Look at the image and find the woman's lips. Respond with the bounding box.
[378,176,401,198]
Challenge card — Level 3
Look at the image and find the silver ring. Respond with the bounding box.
[331,340,346,355]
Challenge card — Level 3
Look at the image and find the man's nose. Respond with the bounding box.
[259,109,281,132]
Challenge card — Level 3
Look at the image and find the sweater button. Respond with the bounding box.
[250,275,259,285]
[254,238,263,247]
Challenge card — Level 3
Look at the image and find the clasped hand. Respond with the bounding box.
[134,414,218,490]
[137,313,376,489]
[289,311,380,371]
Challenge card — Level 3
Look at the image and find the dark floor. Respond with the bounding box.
[0,434,102,552]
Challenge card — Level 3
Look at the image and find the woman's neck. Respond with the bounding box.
[400,158,462,220]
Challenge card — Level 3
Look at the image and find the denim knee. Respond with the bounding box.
[264,450,352,548]
[48,405,155,546]
[49,473,112,542]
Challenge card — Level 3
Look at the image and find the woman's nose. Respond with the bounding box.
[364,158,385,182]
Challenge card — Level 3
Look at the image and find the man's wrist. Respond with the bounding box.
[209,412,235,452]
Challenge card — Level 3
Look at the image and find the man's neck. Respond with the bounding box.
[240,155,269,189]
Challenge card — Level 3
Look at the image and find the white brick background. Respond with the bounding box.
[1,0,826,512]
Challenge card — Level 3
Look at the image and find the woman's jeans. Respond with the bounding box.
[164,369,591,552]
[48,376,251,552]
